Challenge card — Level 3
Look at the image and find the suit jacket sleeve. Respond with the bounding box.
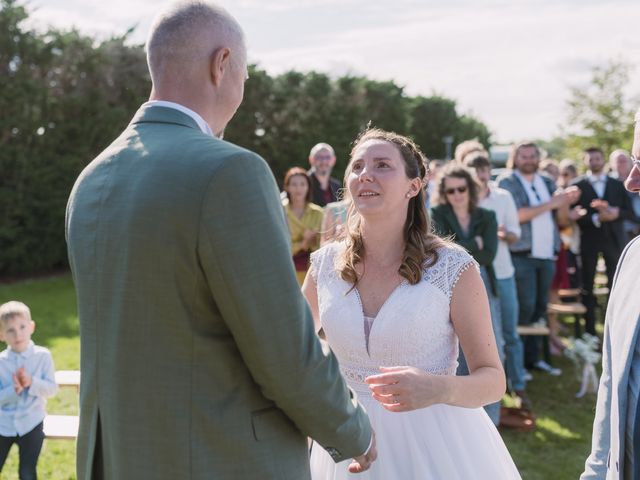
[198,151,371,461]
[581,300,613,479]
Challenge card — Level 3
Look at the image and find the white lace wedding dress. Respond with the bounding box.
[309,242,521,479]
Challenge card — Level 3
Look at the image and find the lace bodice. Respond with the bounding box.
[309,242,478,396]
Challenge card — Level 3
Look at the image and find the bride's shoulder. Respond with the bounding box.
[311,240,346,261]
[423,244,478,295]
[310,241,346,278]
[434,243,474,265]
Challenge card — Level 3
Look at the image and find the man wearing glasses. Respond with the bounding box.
[497,142,579,377]
[582,110,640,479]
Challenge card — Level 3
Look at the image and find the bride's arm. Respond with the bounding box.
[446,266,506,407]
[301,271,323,336]
[366,266,505,411]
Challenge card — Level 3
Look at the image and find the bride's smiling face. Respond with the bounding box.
[347,139,417,218]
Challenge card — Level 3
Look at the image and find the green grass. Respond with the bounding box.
[501,354,598,479]
[0,274,601,479]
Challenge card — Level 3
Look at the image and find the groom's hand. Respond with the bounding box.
[348,430,377,473]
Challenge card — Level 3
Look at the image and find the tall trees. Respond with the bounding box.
[561,60,636,157]
[0,0,491,276]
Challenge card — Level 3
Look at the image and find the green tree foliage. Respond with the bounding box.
[0,0,148,276]
[407,96,490,160]
[561,60,637,159]
[1,0,491,276]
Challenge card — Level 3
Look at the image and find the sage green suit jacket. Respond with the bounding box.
[65,105,371,479]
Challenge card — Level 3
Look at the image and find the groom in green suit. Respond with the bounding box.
[65,2,374,479]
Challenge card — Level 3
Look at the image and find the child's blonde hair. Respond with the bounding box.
[0,301,32,326]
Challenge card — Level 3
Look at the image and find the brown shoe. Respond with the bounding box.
[499,406,536,432]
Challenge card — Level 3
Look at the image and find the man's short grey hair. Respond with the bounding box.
[146,1,245,84]
[310,143,335,158]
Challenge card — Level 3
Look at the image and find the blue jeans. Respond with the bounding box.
[497,275,526,391]
[457,266,503,425]
[511,256,555,368]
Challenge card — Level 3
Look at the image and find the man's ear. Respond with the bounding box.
[210,47,231,86]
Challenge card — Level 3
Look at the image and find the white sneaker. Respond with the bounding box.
[523,370,533,382]
[533,360,562,376]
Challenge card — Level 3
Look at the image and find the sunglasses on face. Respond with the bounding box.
[445,186,468,195]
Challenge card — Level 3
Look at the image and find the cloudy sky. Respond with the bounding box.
[27,0,640,143]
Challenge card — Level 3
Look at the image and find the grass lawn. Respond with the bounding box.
[0,273,600,479]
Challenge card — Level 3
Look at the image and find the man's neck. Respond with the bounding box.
[517,170,536,183]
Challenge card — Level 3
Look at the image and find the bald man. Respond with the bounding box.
[65,2,374,479]
[582,111,640,479]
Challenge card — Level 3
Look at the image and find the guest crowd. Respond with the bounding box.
[283,139,640,430]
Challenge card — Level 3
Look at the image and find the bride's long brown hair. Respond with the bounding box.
[338,128,449,286]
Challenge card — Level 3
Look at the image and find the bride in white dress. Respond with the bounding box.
[302,128,521,479]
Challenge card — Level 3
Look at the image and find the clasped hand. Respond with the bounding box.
[13,367,32,394]
[365,366,444,412]
[590,199,619,222]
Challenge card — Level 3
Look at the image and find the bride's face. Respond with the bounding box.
[347,139,417,218]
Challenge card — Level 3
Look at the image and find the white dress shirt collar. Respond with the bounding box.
[142,100,214,137]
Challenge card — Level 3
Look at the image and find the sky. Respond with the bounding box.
[26,0,640,143]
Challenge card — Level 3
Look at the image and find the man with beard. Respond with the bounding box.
[498,142,579,376]
[571,147,633,335]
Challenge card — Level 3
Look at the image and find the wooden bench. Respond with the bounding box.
[44,415,79,440]
[517,325,550,336]
[548,302,587,337]
[55,370,80,390]
[42,370,81,440]
[557,288,581,299]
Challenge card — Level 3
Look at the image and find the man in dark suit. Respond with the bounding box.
[572,147,634,335]
[308,143,342,206]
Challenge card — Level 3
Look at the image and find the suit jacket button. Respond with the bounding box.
[325,447,341,461]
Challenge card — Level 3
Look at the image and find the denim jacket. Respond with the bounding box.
[497,172,561,255]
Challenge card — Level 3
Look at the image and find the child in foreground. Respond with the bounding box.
[0,301,57,480]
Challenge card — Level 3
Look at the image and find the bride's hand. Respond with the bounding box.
[365,366,445,412]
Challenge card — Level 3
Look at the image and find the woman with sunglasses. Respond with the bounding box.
[431,163,502,425]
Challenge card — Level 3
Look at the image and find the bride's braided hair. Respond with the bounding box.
[338,127,449,286]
